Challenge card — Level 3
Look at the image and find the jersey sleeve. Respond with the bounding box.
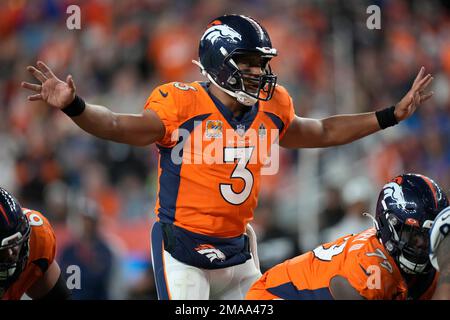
[143,83,181,147]
[281,88,295,139]
[265,85,296,140]
[341,245,405,300]
[25,209,57,271]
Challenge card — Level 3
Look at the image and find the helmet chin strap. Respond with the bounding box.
[192,60,258,107]
[362,212,380,230]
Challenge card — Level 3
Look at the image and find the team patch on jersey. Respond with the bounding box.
[195,244,226,262]
[205,120,223,138]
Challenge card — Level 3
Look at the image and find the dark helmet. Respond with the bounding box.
[375,174,448,274]
[193,14,278,106]
[0,187,31,291]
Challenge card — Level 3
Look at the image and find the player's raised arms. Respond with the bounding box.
[280,66,433,148]
[22,61,165,146]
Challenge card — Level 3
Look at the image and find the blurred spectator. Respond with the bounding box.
[126,265,158,300]
[321,176,374,243]
[59,199,124,299]
[252,200,302,273]
[318,186,346,232]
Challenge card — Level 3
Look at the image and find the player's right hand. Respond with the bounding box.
[22,61,76,109]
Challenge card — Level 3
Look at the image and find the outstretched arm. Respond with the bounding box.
[22,61,165,146]
[280,67,433,148]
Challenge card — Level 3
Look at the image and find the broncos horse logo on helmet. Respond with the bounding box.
[374,174,448,274]
[202,25,242,45]
[0,187,31,294]
[193,14,278,107]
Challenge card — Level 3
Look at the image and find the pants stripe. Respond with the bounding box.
[151,222,171,300]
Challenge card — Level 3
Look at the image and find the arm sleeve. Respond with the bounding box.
[267,85,296,140]
[143,83,180,147]
[26,210,56,268]
[281,94,296,139]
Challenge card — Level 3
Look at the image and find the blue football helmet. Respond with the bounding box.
[193,14,278,106]
[0,187,30,292]
[374,174,448,274]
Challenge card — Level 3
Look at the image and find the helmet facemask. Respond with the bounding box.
[222,51,277,105]
[0,222,31,289]
[397,224,431,274]
[381,213,433,274]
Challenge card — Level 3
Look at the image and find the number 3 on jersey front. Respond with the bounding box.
[220,147,255,205]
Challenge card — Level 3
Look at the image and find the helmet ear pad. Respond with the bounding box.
[227,76,238,86]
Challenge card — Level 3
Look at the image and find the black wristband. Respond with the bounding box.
[375,105,398,129]
[62,95,86,117]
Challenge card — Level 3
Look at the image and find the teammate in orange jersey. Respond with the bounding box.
[22,14,434,300]
[0,187,70,300]
[429,206,450,299]
[246,174,447,300]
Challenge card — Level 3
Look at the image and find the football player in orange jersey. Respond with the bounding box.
[246,174,447,300]
[22,14,434,300]
[0,187,70,300]
[429,206,450,299]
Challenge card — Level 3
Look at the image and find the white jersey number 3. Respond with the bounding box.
[220,147,255,205]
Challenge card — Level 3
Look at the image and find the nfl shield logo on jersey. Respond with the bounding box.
[236,124,246,136]
[205,120,223,138]
[258,123,266,137]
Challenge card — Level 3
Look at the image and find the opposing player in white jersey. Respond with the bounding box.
[429,206,450,299]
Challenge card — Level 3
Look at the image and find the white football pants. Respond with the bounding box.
[151,223,261,300]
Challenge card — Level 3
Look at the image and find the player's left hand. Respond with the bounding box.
[394,66,433,121]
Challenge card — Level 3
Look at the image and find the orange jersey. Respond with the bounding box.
[2,209,56,300]
[144,81,295,238]
[246,228,437,300]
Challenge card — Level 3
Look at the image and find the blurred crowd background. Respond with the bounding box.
[1,0,450,299]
